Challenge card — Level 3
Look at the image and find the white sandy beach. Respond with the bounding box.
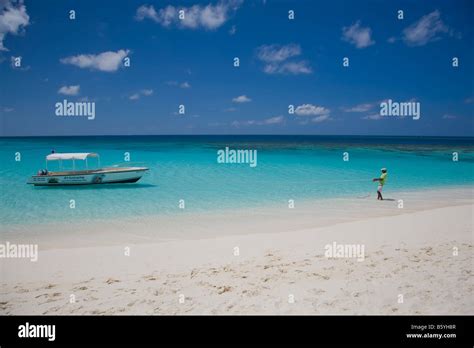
[1,187,473,315]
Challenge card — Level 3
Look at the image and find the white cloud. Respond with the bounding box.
[256,44,301,63]
[2,106,14,112]
[402,10,451,46]
[229,25,236,35]
[342,21,375,48]
[141,89,153,96]
[230,120,244,127]
[232,95,251,103]
[342,103,373,112]
[256,43,312,75]
[311,114,330,123]
[232,115,284,127]
[58,85,80,96]
[262,115,284,124]
[0,0,29,51]
[180,81,191,88]
[60,49,129,72]
[129,89,153,100]
[135,4,160,22]
[264,61,312,75]
[135,1,242,30]
[362,113,383,121]
[295,104,330,116]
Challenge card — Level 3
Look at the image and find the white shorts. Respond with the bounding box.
[377,185,383,193]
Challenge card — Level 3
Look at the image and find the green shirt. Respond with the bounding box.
[380,172,387,185]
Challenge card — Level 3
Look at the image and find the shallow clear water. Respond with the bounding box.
[1,135,473,225]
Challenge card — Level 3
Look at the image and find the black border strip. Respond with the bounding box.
[0,315,472,346]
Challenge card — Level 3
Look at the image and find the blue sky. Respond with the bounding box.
[0,0,473,136]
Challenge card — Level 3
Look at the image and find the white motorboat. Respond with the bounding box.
[27,153,149,186]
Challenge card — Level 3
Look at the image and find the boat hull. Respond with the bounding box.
[27,168,148,186]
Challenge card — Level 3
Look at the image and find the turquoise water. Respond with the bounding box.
[1,135,473,225]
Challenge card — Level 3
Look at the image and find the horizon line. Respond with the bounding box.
[1,134,474,139]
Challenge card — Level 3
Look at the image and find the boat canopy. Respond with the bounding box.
[46,153,99,161]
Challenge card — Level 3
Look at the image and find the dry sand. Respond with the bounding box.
[1,187,473,315]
